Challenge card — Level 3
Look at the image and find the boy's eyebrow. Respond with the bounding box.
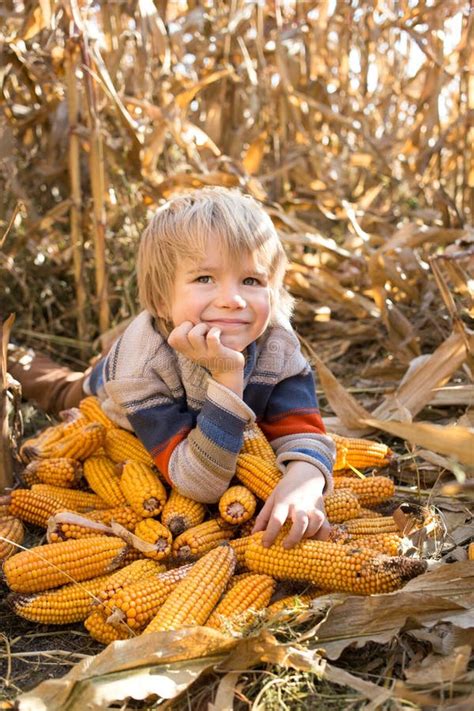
[186,265,268,277]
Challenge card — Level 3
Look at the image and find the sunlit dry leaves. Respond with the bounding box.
[308,561,474,660]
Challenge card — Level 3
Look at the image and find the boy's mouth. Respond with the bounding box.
[206,319,249,326]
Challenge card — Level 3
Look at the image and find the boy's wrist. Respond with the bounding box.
[211,369,244,398]
[285,460,326,490]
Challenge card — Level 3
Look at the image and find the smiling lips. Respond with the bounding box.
[206,319,249,327]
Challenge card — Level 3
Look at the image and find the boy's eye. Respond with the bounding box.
[195,275,212,283]
[243,277,262,286]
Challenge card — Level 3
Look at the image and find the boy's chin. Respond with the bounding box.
[219,334,250,352]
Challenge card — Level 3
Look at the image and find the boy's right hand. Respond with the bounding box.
[168,321,245,395]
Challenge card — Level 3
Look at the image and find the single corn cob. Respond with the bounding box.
[161,490,205,535]
[330,433,393,471]
[357,508,383,518]
[342,516,400,536]
[236,453,281,500]
[85,608,132,644]
[134,519,172,560]
[468,542,474,561]
[104,429,154,467]
[245,531,426,595]
[0,501,10,517]
[3,536,129,593]
[218,486,257,525]
[31,484,110,511]
[97,559,167,604]
[20,417,87,462]
[350,533,402,556]
[83,456,127,506]
[242,423,276,461]
[0,517,24,560]
[229,536,252,569]
[30,423,105,461]
[333,476,395,506]
[79,396,118,430]
[6,489,66,527]
[22,458,83,488]
[266,594,313,617]
[105,565,192,631]
[324,489,361,523]
[9,572,117,624]
[172,518,235,560]
[120,461,167,517]
[206,573,275,631]
[143,545,236,633]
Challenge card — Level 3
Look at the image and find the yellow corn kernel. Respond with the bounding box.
[161,490,205,535]
[31,484,110,512]
[206,573,275,631]
[333,475,395,506]
[83,456,127,506]
[97,559,166,604]
[85,608,133,644]
[120,461,167,517]
[143,545,236,633]
[218,486,257,525]
[31,423,106,461]
[324,489,361,523]
[229,536,252,570]
[79,396,118,430]
[3,536,128,593]
[104,565,192,631]
[86,505,143,530]
[0,516,24,560]
[245,531,426,595]
[342,516,399,536]
[22,458,83,488]
[104,429,154,467]
[241,423,276,461]
[7,489,66,527]
[236,453,281,500]
[134,519,172,560]
[172,518,234,560]
[330,433,393,471]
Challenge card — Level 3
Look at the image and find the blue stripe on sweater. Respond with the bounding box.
[128,402,197,455]
[87,358,106,395]
[283,447,333,472]
[262,371,319,415]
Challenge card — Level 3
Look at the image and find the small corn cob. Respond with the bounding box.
[206,573,275,631]
[143,545,236,633]
[161,490,205,535]
[324,489,361,523]
[330,434,393,471]
[22,458,83,488]
[19,416,87,462]
[30,423,106,461]
[242,423,276,461]
[333,476,395,506]
[245,531,426,594]
[104,429,154,467]
[229,536,252,569]
[3,536,129,593]
[85,608,133,644]
[6,489,66,527]
[31,484,110,511]
[120,461,167,517]
[0,517,24,560]
[172,518,235,560]
[83,505,143,530]
[266,594,313,617]
[9,572,116,624]
[96,559,166,604]
[79,396,118,430]
[134,519,172,560]
[236,453,281,500]
[105,565,192,631]
[218,486,257,525]
[83,456,127,506]
[341,516,400,536]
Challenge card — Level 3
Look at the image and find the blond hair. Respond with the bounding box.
[137,187,294,336]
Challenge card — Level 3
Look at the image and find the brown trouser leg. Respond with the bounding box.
[8,351,91,417]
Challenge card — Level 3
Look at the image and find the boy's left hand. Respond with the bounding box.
[252,462,330,548]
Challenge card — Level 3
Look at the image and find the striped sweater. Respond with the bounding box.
[84,311,335,503]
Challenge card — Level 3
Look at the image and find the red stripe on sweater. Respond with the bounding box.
[258,411,326,442]
[153,428,191,485]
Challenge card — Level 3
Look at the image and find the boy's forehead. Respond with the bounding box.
[181,249,267,274]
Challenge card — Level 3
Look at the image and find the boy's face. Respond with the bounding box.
[163,247,272,352]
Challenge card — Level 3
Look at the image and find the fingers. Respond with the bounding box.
[305,508,326,538]
[282,511,309,549]
[261,503,289,548]
[313,518,331,541]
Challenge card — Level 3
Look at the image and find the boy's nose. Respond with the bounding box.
[215,285,246,308]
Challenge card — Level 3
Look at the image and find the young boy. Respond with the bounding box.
[11,188,335,547]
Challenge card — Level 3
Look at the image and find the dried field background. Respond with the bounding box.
[0,0,473,709]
